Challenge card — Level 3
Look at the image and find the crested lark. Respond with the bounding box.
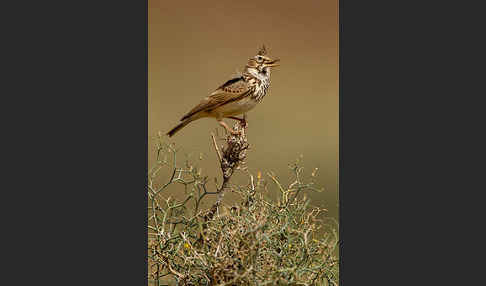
[167,45,280,137]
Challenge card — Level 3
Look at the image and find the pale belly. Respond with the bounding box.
[212,97,258,118]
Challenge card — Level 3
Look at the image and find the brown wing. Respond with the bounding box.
[180,77,251,121]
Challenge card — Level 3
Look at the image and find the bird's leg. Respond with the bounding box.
[218,119,241,135]
[242,113,247,128]
[228,116,244,122]
[228,114,248,128]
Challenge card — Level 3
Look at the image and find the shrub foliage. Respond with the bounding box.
[148,123,339,285]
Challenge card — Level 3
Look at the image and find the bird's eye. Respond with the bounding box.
[257,56,262,61]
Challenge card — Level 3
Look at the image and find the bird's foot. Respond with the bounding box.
[219,120,241,136]
[240,118,248,128]
[241,114,248,128]
[228,116,248,128]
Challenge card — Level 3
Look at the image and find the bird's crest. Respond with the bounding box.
[257,45,267,56]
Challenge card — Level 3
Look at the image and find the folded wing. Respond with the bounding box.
[180,77,251,121]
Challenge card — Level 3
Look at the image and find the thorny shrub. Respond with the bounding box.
[148,123,339,285]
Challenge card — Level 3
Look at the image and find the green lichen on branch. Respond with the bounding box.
[148,122,339,285]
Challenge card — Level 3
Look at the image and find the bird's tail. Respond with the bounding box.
[167,119,192,137]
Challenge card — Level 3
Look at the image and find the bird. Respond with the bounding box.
[167,45,280,137]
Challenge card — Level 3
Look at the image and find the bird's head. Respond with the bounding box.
[245,45,280,77]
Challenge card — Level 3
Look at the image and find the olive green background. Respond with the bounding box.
[149,0,338,220]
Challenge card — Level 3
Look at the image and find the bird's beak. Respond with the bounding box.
[264,58,280,67]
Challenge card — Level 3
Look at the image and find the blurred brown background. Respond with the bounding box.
[149,0,338,220]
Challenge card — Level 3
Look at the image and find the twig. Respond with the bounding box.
[206,121,248,221]
[211,132,222,162]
